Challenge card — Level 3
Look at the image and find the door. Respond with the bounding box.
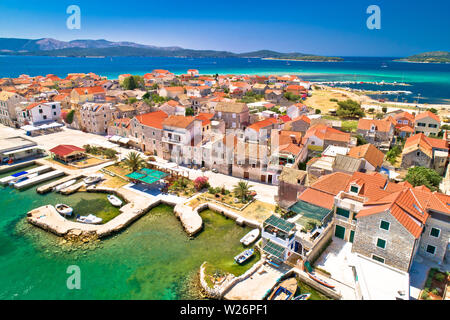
[350,230,355,243]
[268,175,273,184]
[244,172,249,179]
[260,175,266,183]
[334,225,345,239]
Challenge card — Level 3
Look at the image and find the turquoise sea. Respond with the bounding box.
[0,166,257,300]
[1,55,450,104]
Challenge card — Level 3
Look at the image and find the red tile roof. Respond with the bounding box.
[49,145,85,157]
[134,111,168,129]
[415,111,440,123]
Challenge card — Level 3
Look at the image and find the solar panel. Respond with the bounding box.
[263,240,285,260]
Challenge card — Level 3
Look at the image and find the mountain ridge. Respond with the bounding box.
[0,37,342,60]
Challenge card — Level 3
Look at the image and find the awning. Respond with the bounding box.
[119,137,130,144]
[3,146,40,155]
[109,135,121,142]
[20,125,39,131]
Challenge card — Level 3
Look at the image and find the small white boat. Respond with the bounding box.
[234,248,254,264]
[53,179,77,192]
[9,173,38,186]
[55,204,73,217]
[293,293,311,300]
[107,194,122,207]
[76,214,102,224]
[240,228,260,246]
[83,173,103,185]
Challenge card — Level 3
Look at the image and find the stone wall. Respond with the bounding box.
[352,210,416,272]
[418,213,450,264]
[401,149,432,169]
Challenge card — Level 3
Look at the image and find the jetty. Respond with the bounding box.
[15,170,64,190]
[27,186,180,239]
[36,174,84,194]
[0,165,52,185]
[60,181,85,195]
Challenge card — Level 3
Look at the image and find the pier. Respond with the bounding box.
[15,170,65,190]
[0,165,52,185]
[36,174,84,194]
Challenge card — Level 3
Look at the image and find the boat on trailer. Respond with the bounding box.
[55,204,73,217]
[307,272,335,289]
[268,277,298,300]
[83,173,103,185]
[234,248,254,264]
[107,194,123,207]
[240,228,260,246]
[76,214,103,224]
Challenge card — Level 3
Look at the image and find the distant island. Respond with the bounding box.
[0,37,343,61]
[263,56,343,62]
[396,51,450,63]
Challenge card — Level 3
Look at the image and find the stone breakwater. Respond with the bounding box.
[27,186,180,241]
[198,259,266,300]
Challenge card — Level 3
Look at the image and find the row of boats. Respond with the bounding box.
[233,229,261,264]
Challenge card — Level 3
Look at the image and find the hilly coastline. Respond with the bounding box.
[0,37,343,61]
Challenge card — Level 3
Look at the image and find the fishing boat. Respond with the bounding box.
[234,248,254,264]
[55,204,73,217]
[76,214,103,224]
[307,272,335,289]
[107,194,123,207]
[240,229,260,246]
[53,179,77,192]
[293,293,311,300]
[268,277,298,300]
[83,173,103,185]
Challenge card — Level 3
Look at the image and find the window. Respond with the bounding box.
[430,227,440,238]
[350,185,359,193]
[39,109,43,114]
[417,123,426,127]
[372,255,385,263]
[376,238,386,249]
[336,207,350,218]
[380,220,390,231]
[428,124,437,128]
[426,245,436,255]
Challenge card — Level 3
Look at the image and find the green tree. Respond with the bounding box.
[386,145,402,165]
[123,152,146,172]
[336,99,365,118]
[233,181,253,202]
[355,134,368,146]
[185,107,194,116]
[382,107,387,114]
[128,97,138,104]
[122,76,144,90]
[66,110,75,124]
[405,167,442,191]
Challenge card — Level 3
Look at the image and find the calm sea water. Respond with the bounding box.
[0,167,256,300]
[1,55,450,104]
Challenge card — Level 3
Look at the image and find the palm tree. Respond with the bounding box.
[233,180,253,202]
[123,152,146,172]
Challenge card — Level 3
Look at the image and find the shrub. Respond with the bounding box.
[431,288,439,296]
[421,291,429,300]
[194,176,209,191]
[435,273,445,282]
[329,98,338,102]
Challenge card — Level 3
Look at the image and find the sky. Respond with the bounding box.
[0,0,449,56]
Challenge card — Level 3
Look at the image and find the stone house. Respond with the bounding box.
[277,167,308,209]
[0,91,27,127]
[401,133,449,175]
[214,102,249,130]
[414,111,441,136]
[128,111,168,155]
[357,118,395,148]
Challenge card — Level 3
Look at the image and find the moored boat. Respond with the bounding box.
[234,248,254,264]
[307,272,335,289]
[83,173,103,185]
[10,173,38,186]
[53,179,77,192]
[293,293,311,300]
[107,194,122,207]
[76,214,102,224]
[268,277,298,300]
[55,203,73,217]
[240,228,260,246]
